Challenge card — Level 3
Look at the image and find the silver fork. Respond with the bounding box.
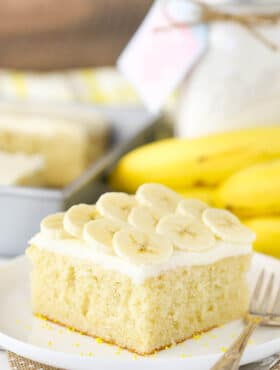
[211,270,280,370]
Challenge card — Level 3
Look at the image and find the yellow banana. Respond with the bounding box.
[110,126,280,193]
[176,187,216,205]
[216,159,280,217]
[244,217,280,259]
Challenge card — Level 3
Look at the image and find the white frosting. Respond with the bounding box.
[29,233,252,285]
[0,112,106,136]
[0,151,43,185]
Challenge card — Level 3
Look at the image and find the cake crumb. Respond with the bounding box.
[25,325,31,331]
[47,341,53,347]
[74,342,80,348]
[180,353,187,359]
[221,346,227,352]
[96,337,104,344]
[88,352,93,357]
[193,334,203,341]
[115,348,122,356]
[133,354,138,360]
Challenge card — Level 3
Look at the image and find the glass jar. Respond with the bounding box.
[176,0,280,137]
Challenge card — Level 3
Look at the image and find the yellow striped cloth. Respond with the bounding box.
[0,68,140,105]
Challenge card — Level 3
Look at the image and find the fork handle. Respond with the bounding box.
[210,318,260,370]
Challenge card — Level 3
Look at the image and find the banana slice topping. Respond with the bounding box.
[83,218,121,254]
[202,208,256,244]
[128,205,162,233]
[96,192,136,223]
[157,214,215,252]
[113,227,173,265]
[136,183,181,215]
[41,212,70,240]
[38,184,254,265]
[64,204,100,238]
[177,199,209,219]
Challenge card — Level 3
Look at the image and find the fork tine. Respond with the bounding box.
[271,284,280,316]
[259,273,275,314]
[250,269,265,313]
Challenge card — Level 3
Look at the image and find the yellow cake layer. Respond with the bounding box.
[27,246,250,354]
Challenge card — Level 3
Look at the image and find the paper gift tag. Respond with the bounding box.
[118,0,208,114]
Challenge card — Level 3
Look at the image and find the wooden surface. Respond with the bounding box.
[0,0,153,70]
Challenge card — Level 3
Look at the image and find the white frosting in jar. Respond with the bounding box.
[29,233,252,285]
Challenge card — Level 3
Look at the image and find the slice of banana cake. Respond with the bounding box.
[27,183,254,354]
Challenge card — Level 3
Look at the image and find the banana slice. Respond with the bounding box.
[113,227,173,265]
[136,183,181,215]
[202,208,256,244]
[64,204,100,238]
[128,205,162,233]
[83,218,121,254]
[96,192,136,223]
[156,214,215,252]
[41,212,69,239]
[176,199,209,219]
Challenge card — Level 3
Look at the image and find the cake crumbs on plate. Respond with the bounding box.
[47,341,53,347]
[221,346,227,352]
[193,333,203,340]
[96,337,104,344]
[180,353,187,359]
[115,348,122,355]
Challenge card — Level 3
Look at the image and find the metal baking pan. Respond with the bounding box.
[0,101,171,257]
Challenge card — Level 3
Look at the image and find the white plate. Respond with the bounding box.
[0,254,279,370]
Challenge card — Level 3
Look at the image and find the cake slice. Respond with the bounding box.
[27,184,255,355]
[0,151,44,186]
[0,112,108,187]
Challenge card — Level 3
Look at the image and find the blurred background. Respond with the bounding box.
[0,0,280,260]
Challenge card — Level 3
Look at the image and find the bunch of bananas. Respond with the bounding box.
[110,126,280,259]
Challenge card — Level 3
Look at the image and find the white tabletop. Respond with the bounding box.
[0,258,9,369]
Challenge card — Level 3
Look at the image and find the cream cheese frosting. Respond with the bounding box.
[29,233,252,284]
[0,151,44,185]
[28,184,254,284]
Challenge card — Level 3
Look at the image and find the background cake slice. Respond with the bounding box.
[27,184,254,355]
[0,112,109,187]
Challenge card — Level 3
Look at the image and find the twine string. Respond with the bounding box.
[155,0,280,51]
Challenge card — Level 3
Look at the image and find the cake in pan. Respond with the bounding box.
[27,183,254,354]
[0,112,108,187]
